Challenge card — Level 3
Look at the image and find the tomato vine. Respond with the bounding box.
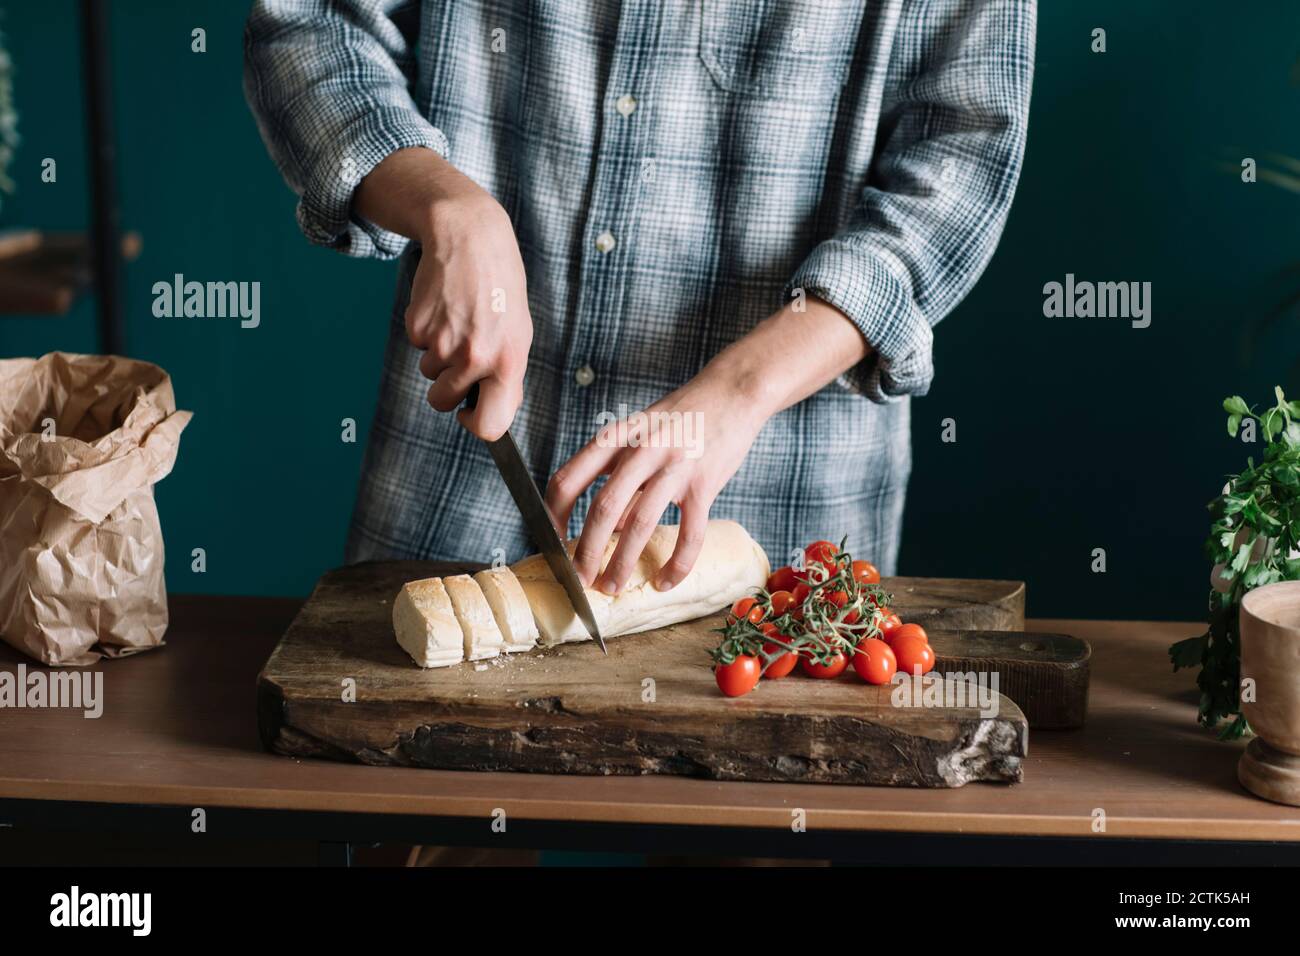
[711,538,893,672]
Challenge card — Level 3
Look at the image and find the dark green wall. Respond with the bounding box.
[2,1,1297,620]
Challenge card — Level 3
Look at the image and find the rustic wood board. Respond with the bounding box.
[927,630,1090,730]
[258,561,1035,787]
[887,577,1025,632]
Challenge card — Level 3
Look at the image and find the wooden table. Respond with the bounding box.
[2,595,1298,864]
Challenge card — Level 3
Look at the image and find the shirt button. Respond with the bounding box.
[594,231,616,254]
[574,364,595,387]
[615,94,637,117]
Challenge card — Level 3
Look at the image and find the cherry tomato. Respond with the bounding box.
[769,590,796,617]
[892,633,935,676]
[851,560,881,585]
[790,582,811,620]
[729,597,765,625]
[886,622,928,648]
[801,540,839,580]
[760,624,799,679]
[716,655,761,697]
[852,639,897,685]
[804,539,838,565]
[766,566,798,593]
[800,651,848,679]
[763,653,798,679]
[877,609,903,638]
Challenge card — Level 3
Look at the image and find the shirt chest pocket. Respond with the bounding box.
[699,0,867,100]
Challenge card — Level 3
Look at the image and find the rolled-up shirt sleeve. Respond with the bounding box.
[243,0,450,259]
[786,0,1035,402]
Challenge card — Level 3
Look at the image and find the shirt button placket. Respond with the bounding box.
[576,85,635,423]
[593,89,633,257]
[557,6,654,535]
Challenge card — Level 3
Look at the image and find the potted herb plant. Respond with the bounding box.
[1170,388,1300,738]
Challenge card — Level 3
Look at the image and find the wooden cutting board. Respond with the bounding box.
[257,562,1081,788]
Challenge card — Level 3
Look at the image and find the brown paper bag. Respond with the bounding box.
[0,352,192,666]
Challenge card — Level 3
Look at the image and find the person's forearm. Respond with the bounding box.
[706,297,872,420]
[353,146,489,242]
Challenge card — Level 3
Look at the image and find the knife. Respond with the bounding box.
[463,383,607,653]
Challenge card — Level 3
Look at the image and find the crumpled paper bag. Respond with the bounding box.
[0,352,192,666]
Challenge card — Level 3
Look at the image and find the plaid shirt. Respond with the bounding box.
[244,0,1034,572]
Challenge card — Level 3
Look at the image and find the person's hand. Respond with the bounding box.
[409,185,532,440]
[545,366,769,595]
[355,148,532,440]
[544,295,872,593]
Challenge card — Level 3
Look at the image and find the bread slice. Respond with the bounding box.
[444,574,507,661]
[512,519,769,646]
[473,566,539,653]
[392,577,464,668]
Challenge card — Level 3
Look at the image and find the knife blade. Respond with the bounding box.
[463,384,607,653]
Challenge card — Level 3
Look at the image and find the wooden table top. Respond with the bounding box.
[2,595,1298,842]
